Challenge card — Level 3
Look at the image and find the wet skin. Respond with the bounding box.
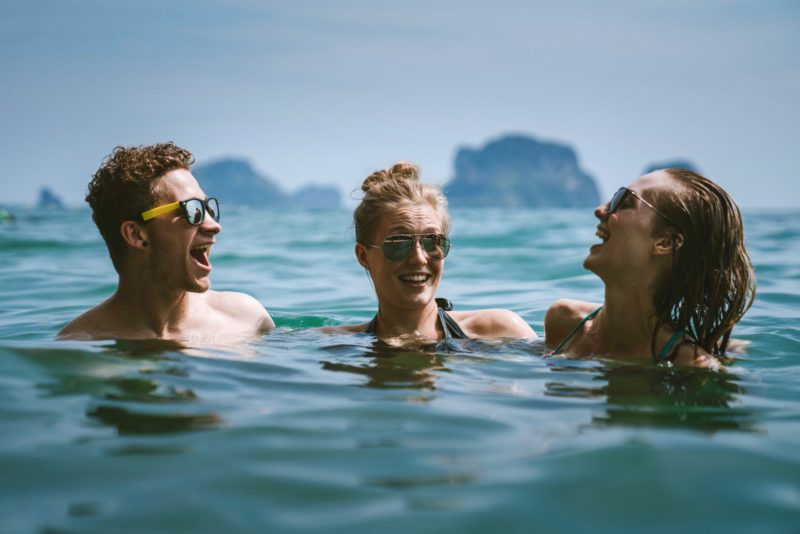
[546,171,717,368]
[324,203,536,342]
[57,169,274,342]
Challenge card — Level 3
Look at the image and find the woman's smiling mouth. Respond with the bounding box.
[398,273,430,284]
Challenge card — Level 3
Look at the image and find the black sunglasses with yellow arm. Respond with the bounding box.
[140,198,220,226]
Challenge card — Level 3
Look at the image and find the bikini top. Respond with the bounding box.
[550,305,686,362]
[362,298,469,340]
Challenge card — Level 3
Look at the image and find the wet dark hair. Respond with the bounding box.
[86,142,194,272]
[647,168,756,357]
[353,162,450,245]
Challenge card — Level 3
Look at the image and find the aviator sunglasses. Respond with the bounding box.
[140,197,220,226]
[364,233,451,262]
[608,187,681,229]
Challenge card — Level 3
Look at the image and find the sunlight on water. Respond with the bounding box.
[1,207,798,533]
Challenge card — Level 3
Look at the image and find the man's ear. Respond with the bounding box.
[654,232,684,256]
[355,243,370,269]
[120,220,149,250]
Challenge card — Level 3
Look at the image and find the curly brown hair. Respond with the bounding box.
[648,168,756,357]
[353,162,450,245]
[86,142,194,272]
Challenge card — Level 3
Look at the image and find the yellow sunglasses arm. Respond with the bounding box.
[140,201,181,222]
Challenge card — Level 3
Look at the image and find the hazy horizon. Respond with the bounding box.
[2,0,799,208]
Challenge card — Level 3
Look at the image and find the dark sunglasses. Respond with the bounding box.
[608,187,680,229]
[364,233,451,262]
[140,197,220,226]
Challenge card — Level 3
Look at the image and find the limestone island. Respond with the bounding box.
[444,134,600,208]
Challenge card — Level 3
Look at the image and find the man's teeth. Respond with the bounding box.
[595,229,609,242]
[399,274,428,282]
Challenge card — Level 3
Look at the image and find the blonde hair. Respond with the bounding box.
[353,162,450,244]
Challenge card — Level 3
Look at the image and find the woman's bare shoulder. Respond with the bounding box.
[544,299,601,348]
[449,309,537,339]
[320,323,369,334]
[672,342,721,370]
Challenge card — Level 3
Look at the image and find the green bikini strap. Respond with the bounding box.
[551,306,603,355]
[657,330,686,362]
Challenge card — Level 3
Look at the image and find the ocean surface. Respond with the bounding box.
[1,205,798,533]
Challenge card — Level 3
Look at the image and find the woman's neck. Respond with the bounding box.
[593,283,661,357]
[374,299,441,340]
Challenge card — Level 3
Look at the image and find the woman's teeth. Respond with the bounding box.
[399,274,428,282]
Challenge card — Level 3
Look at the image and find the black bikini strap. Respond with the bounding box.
[435,297,453,311]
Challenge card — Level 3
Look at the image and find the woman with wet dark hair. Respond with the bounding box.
[545,168,756,368]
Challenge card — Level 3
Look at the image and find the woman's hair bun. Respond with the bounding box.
[361,161,420,193]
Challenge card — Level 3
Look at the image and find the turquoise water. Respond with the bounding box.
[1,206,799,533]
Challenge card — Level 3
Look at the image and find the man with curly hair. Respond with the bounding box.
[58,142,274,341]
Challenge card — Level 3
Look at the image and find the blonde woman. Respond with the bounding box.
[325,162,535,343]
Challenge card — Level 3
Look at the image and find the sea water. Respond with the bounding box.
[0,206,798,533]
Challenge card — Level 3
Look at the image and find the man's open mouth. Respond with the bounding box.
[190,244,211,269]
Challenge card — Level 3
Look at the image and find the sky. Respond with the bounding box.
[1,0,799,208]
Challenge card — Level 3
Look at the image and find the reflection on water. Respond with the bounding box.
[87,405,221,435]
[15,342,225,437]
[320,338,453,390]
[546,361,760,433]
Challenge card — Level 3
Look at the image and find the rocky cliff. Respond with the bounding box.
[444,134,600,208]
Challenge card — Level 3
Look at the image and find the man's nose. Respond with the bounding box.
[201,214,221,234]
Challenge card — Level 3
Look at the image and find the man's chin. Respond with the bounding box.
[186,278,212,293]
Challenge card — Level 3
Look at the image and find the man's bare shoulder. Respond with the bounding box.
[450,309,537,339]
[57,301,122,340]
[544,299,600,348]
[205,290,275,332]
[57,314,96,340]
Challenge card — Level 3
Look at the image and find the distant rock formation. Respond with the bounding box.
[193,159,288,207]
[193,158,342,209]
[444,134,600,208]
[291,185,342,210]
[37,187,65,209]
[642,160,700,174]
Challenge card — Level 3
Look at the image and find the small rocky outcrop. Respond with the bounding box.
[642,160,700,174]
[291,185,342,210]
[193,158,342,209]
[37,187,65,209]
[193,159,288,207]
